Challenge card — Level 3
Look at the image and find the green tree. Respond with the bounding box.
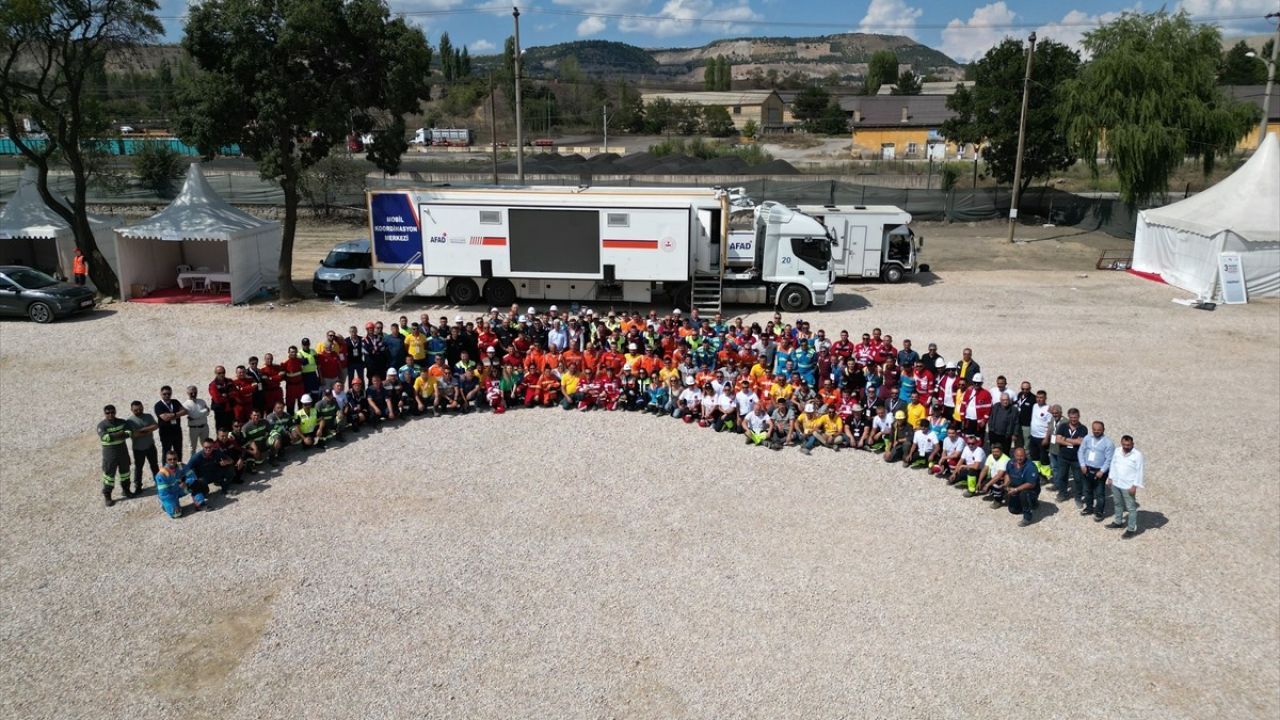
[673,101,702,135]
[704,58,717,90]
[702,105,736,137]
[175,0,433,299]
[891,69,922,95]
[942,37,1081,196]
[1219,40,1267,85]
[814,99,848,135]
[460,46,471,77]
[0,0,162,296]
[741,118,759,139]
[792,85,831,130]
[439,32,454,81]
[718,55,732,90]
[644,97,674,134]
[300,154,367,218]
[864,50,898,95]
[1062,11,1259,205]
[132,142,182,198]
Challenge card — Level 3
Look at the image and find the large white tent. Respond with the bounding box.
[0,167,120,284]
[1133,132,1280,301]
[116,163,281,304]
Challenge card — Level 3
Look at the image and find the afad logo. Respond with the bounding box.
[429,232,448,244]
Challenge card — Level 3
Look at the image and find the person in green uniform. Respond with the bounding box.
[97,405,132,506]
[294,394,319,448]
[240,409,270,470]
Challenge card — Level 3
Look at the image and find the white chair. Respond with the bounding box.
[176,264,192,273]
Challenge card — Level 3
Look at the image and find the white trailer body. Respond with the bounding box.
[795,204,920,282]
[368,186,835,311]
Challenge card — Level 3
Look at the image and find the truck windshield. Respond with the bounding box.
[791,237,830,271]
[322,250,370,269]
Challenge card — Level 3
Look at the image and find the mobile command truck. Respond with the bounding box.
[797,204,923,283]
[368,186,836,312]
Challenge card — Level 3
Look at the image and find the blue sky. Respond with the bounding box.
[156,1,1278,63]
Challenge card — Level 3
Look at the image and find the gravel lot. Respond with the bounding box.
[2,254,1278,718]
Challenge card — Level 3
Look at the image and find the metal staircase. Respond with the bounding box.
[691,271,722,314]
[381,252,424,311]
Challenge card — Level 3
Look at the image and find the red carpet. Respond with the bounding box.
[129,286,231,304]
[1126,269,1166,285]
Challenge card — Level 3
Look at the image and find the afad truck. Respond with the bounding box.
[368,186,836,312]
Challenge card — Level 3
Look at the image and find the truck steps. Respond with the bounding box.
[383,275,427,311]
[692,272,722,314]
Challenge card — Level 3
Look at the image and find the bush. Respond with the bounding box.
[132,142,182,198]
[646,138,775,166]
[940,162,964,191]
[299,155,367,218]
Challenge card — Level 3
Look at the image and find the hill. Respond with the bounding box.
[522,40,659,76]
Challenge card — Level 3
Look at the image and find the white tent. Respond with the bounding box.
[0,167,121,284]
[1133,132,1280,301]
[116,163,281,304]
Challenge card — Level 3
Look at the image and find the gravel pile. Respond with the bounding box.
[1,271,1277,718]
[493,150,798,177]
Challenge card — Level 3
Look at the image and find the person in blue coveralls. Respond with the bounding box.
[154,451,206,518]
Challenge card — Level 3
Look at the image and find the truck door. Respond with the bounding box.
[695,209,719,274]
[842,223,867,277]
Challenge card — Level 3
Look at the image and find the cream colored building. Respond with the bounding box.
[639,90,786,132]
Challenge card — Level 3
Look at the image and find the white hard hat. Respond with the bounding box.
[972,372,984,383]
[486,346,496,353]
[301,394,313,404]
[518,314,528,323]
[453,314,463,323]
[549,304,558,311]
[527,306,535,315]
[628,342,637,350]
[673,308,682,315]
[489,307,497,312]
[684,376,695,386]
[804,403,816,413]
[386,368,397,376]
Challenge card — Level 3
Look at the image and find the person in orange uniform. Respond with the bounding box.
[72,248,88,286]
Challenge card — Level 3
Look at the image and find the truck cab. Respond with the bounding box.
[797,204,922,282]
[723,202,833,311]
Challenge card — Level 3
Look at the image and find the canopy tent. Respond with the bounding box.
[116,163,281,304]
[0,167,121,284]
[1133,132,1280,301]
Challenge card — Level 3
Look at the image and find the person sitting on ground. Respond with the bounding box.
[867,405,892,452]
[1004,446,1041,526]
[882,411,912,463]
[154,450,204,518]
[976,443,1010,501]
[741,402,774,448]
[905,419,938,469]
[953,434,986,490]
[796,403,823,455]
[933,426,966,481]
[808,405,848,453]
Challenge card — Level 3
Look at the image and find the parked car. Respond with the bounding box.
[0,265,96,323]
[312,240,374,298]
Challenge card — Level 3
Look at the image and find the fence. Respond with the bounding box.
[0,171,1143,239]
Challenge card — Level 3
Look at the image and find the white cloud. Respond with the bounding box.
[858,0,924,40]
[1035,8,1134,57]
[469,39,496,52]
[618,0,761,38]
[1178,0,1277,33]
[577,16,607,36]
[940,2,1018,63]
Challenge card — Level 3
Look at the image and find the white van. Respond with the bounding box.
[312,239,374,298]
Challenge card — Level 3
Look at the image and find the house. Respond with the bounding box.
[840,95,974,160]
[639,90,787,132]
[1224,85,1280,150]
[875,81,969,96]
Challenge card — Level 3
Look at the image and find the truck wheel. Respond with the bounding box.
[881,265,905,283]
[671,283,692,312]
[446,278,480,306]
[777,284,811,313]
[482,278,516,306]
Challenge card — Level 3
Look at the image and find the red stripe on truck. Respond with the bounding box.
[603,239,658,249]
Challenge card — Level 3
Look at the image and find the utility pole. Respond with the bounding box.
[1006,31,1035,244]
[489,70,499,185]
[1258,12,1279,149]
[513,6,525,184]
[602,104,608,154]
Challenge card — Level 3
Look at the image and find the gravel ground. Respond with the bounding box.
[1,268,1278,719]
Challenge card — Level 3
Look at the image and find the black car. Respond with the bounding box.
[0,265,97,323]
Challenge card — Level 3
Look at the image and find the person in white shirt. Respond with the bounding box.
[182,385,213,451]
[674,378,701,421]
[933,427,967,480]
[1027,390,1053,465]
[713,389,737,432]
[698,383,718,427]
[954,435,986,492]
[905,420,939,468]
[741,406,774,447]
[977,444,1011,501]
[1107,435,1145,537]
[734,380,759,418]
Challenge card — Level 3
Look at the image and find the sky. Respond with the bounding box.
[156,1,1279,63]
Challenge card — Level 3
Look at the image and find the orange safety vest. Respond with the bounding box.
[73,254,87,275]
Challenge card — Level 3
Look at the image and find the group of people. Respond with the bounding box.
[97,304,1147,535]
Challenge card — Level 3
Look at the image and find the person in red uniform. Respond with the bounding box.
[282,346,305,412]
[315,342,341,390]
[231,366,256,423]
[960,373,993,436]
[208,366,235,432]
[261,352,284,410]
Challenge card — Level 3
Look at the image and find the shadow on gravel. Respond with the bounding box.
[1135,510,1169,536]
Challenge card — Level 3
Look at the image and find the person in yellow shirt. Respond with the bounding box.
[768,377,794,404]
[559,365,582,409]
[623,342,644,369]
[804,405,848,453]
[657,358,680,386]
[412,373,436,414]
[906,391,928,429]
[405,327,428,362]
[749,361,769,387]
[795,403,823,454]
[953,380,967,423]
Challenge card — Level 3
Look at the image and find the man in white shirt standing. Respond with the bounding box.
[182,385,212,451]
[1107,435,1145,538]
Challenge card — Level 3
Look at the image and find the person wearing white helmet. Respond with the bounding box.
[293,393,319,447]
[795,402,822,454]
[674,376,701,421]
[960,372,993,437]
[939,361,963,416]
